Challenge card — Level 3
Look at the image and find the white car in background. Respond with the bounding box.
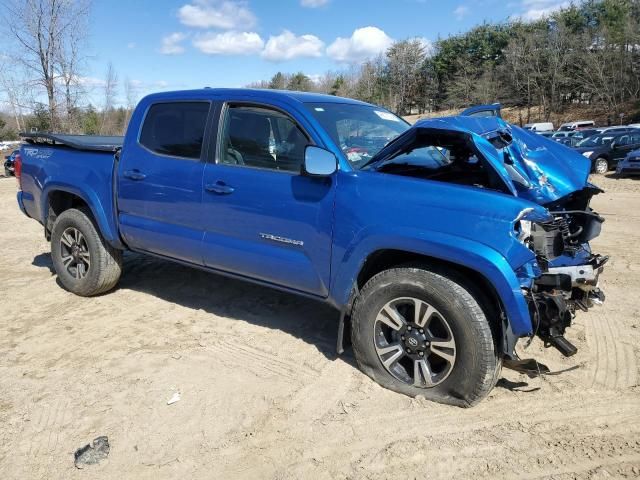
[524,122,554,132]
[560,120,595,131]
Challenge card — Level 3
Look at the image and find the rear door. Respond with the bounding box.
[200,101,336,296]
[117,101,212,264]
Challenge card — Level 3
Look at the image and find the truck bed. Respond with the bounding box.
[18,135,121,248]
[21,132,124,152]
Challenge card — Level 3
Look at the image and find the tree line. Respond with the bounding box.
[249,0,640,124]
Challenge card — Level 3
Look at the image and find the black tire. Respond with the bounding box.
[50,208,122,296]
[593,157,608,174]
[351,267,501,407]
[4,168,11,177]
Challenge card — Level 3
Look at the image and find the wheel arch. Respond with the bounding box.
[42,184,122,248]
[334,242,531,359]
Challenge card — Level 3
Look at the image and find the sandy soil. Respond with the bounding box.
[0,173,639,479]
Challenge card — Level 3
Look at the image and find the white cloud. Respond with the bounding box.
[453,5,469,20]
[193,31,264,55]
[415,37,433,55]
[75,76,106,88]
[261,30,325,62]
[160,32,187,55]
[327,26,393,63]
[178,0,256,29]
[300,0,329,7]
[519,0,569,21]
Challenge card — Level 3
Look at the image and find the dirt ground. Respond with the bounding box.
[0,173,639,479]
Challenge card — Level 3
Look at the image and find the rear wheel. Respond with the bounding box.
[594,157,608,174]
[51,208,122,296]
[351,267,500,407]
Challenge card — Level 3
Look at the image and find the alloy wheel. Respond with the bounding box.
[595,159,608,174]
[374,297,456,388]
[60,227,91,279]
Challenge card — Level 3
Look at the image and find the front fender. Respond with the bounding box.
[41,181,123,249]
[330,227,533,337]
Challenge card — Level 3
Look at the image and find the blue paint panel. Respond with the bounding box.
[201,163,335,296]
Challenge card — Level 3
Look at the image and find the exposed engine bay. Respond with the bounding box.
[373,129,511,192]
[518,186,607,357]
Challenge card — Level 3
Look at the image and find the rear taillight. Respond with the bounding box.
[14,152,22,190]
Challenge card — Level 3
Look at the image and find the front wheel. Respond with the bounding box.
[351,267,500,407]
[50,208,123,296]
[594,157,609,174]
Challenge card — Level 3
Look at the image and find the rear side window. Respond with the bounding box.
[140,102,210,159]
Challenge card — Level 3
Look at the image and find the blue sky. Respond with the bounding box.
[82,0,567,102]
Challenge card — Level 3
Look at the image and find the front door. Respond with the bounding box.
[117,101,211,264]
[201,102,336,296]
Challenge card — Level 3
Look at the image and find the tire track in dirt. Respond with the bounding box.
[206,336,323,382]
[585,310,637,389]
[229,392,639,472]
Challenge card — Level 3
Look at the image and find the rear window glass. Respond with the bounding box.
[140,102,209,159]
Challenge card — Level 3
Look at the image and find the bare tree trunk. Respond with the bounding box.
[100,62,119,135]
[3,0,90,132]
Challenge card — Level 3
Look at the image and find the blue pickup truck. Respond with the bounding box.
[16,89,607,406]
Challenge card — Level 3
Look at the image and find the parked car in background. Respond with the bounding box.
[560,120,595,131]
[4,149,19,176]
[572,128,599,139]
[616,148,640,177]
[575,131,640,173]
[555,129,599,148]
[551,131,573,139]
[538,131,555,138]
[596,126,638,134]
[524,122,554,132]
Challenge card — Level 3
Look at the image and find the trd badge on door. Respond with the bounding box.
[259,233,304,247]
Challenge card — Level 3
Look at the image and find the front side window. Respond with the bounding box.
[306,103,410,169]
[617,135,630,146]
[219,105,310,172]
[139,102,210,159]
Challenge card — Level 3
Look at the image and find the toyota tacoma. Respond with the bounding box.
[15,89,607,406]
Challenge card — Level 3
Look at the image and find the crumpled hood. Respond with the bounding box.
[383,116,592,205]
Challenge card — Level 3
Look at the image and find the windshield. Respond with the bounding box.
[306,102,410,168]
[577,134,614,148]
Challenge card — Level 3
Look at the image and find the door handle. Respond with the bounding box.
[205,181,235,195]
[123,170,146,181]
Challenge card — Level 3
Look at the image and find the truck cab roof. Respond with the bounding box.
[141,88,373,106]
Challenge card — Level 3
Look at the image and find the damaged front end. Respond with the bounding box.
[367,115,609,359]
[516,186,607,356]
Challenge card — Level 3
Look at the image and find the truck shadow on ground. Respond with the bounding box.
[32,251,353,365]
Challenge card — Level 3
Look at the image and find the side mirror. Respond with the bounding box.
[303,146,337,176]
